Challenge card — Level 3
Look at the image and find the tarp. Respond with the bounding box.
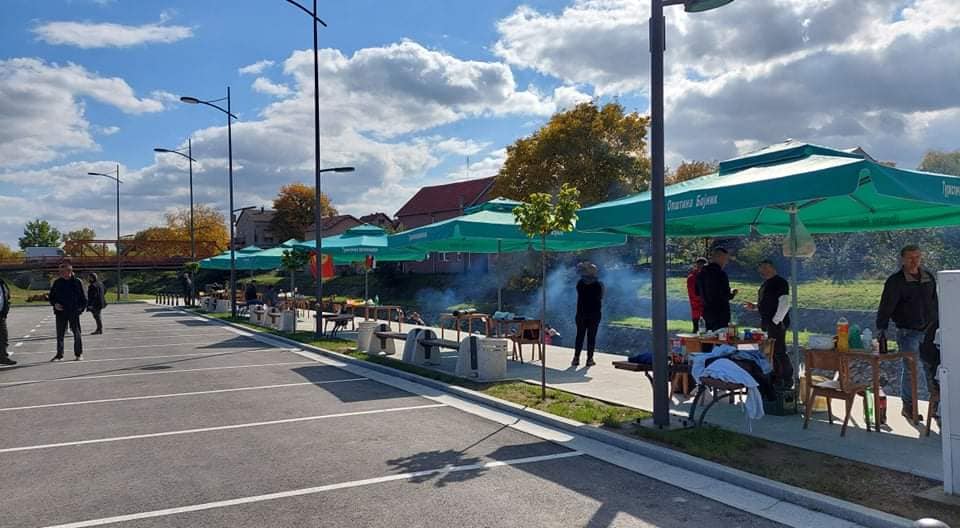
[578,141,960,236]
[388,198,626,253]
[294,224,425,263]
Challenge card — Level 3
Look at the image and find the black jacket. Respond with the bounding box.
[576,278,604,319]
[50,276,87,315]
[87,281,107,311]
[696,262,734,329]
[0,278,10,319]
[876,268,938,332]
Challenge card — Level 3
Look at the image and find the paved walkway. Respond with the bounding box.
[302,313,943,481]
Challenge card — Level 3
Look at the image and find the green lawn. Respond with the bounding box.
[661,277,883,311]
[7,283,154,306]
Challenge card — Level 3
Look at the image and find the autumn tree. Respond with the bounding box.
[667,160,717,184]
[165,204,229,251]
[19,219,61,249]
[269,183,338,241]
[62,228,97,243]
[493,101,650,206]
[0,242,19,260]
[920,149,960,176]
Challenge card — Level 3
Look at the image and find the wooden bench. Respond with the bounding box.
[374,331,409,352]
[418,338,460,362]
[323,314,355,337]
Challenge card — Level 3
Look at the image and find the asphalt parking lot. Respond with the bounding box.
[0,304,790,528]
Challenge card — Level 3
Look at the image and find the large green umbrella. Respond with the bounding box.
[578,140,960,394]
[389,198,626,309]
[198,245,266,271]
[388,198,626,253]
[578,141,960,236]
[293,224,425,263]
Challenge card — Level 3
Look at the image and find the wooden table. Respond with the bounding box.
[438,313,490,341]
[488,318,529,338]
[349,304,403,332]
[805,348,919,429]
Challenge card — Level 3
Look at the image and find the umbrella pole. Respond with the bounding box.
[789,210,801,384]
[497,239,502,312]
[365,269,369,301]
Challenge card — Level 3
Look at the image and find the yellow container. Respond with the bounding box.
[799,375,830,412]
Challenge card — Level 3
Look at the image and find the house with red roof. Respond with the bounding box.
[394,176,496,273]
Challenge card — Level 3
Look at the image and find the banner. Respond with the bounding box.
[309,252,335,279]
[364,255,375,271]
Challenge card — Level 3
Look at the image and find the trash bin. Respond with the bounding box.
[457,337,508,380]
[277,310,296,332]
[357,321,379,353]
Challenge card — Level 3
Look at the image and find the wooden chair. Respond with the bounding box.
[509,320,543,363]
[802,348,870,436]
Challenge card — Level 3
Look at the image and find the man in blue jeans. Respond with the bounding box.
[876,244,938,424]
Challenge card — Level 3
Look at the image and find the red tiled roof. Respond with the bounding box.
[394,176,496,218]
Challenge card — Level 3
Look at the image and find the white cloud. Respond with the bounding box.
[95,125,120,136]
[428,137,491,156]
[239,60,275,75]
[446,148,507,181]
[32,17,193,48]
[553,85,592,110]
[0,58,168,168]
[252,77,292,97]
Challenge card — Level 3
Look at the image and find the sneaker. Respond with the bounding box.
[74,356,83,361]
[585,359,596,367]
[50,355,63,362]
[0,357,16,365]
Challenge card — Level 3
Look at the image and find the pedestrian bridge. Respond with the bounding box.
[0,239,222,272]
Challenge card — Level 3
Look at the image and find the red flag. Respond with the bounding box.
[309,252,335,279]
[364,255,375,271]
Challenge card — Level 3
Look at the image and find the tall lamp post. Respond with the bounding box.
[313,166,354,337]
[154,140,196,261]
[86,166,122,302]
[649,0,733,426]
[180,90,239,317]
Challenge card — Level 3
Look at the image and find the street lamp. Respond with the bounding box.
[313,166,354,337]
[279,0,333,339]
[649,0,733,426]
[154,140,196,262]
[180,89,240,317]
[86,166,122,302]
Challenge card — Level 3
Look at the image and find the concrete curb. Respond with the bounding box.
[187,309,912,528]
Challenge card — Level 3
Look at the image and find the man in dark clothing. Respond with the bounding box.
[181,272,194,307]
[696,248,738,331]
[86,272,107,334]
[245,280,259,307]
[687,257,707,332]
[49,262,87,361]
[573,262,604,368]
[876,244,938,422]
[0,276,16,365]
[744,260,792,387]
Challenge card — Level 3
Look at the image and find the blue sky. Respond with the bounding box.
[1,0,958,248]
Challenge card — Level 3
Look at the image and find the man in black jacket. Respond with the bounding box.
[876,244,938,422]
[696,247,738,331]
[744,260,791,387]
[86,272,107,335]
[49,262,87,361]
[0,276,15,365]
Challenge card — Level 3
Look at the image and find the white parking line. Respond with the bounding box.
[6,351,291,365]
[0,378,369,411]
[12,340,262,355]
[0,361,316,386]
[39,451,582,528]
[0,403,447,454]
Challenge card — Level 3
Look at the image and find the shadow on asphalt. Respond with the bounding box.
[196,336,272,350]
[290,365,414,403]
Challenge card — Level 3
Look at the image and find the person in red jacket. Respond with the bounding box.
[687,257,707,332]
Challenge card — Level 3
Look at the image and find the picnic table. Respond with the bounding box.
[348,304,402,332]
[438,312,490,341]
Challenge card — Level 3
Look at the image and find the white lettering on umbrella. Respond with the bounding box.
[409,232,428,241]
[943,181,960,198]
[696,194,719,209]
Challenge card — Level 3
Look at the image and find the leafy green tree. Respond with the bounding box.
[493,102,650,206]
[281,249,311,294]
[514,183,581,399]
[19,219,61,249]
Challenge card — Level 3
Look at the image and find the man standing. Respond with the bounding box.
[180,272,194,307]
[744,259,792,387]
[0,275,16,365]
[86,272,106,335]
[877,244,938,423]
[49,262,87,361]
[686,257,707,332]
[696,247,738,331]
[245,280,259,307]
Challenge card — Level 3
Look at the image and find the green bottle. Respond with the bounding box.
[849,324,862,349]
[864,386,874,425]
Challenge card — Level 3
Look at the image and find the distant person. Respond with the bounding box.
[545,324,561,346]
[245,280,259,307]
[0,276,15,365]
[687,257,707,332]
[180,272,194,307]
[406,311,427,326]
[573,262,604,368]
[86,272,107,335]
[49,262,87,361]
[877,244,938,423]
[696,247,738,331]
[743,259,792,387]
[264,284,279,307]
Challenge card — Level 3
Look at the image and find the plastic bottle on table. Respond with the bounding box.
[698,316,706,336]
[861,328,873,352]
[836,317,850,353]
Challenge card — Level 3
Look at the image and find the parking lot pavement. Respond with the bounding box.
[1,305,787,528]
